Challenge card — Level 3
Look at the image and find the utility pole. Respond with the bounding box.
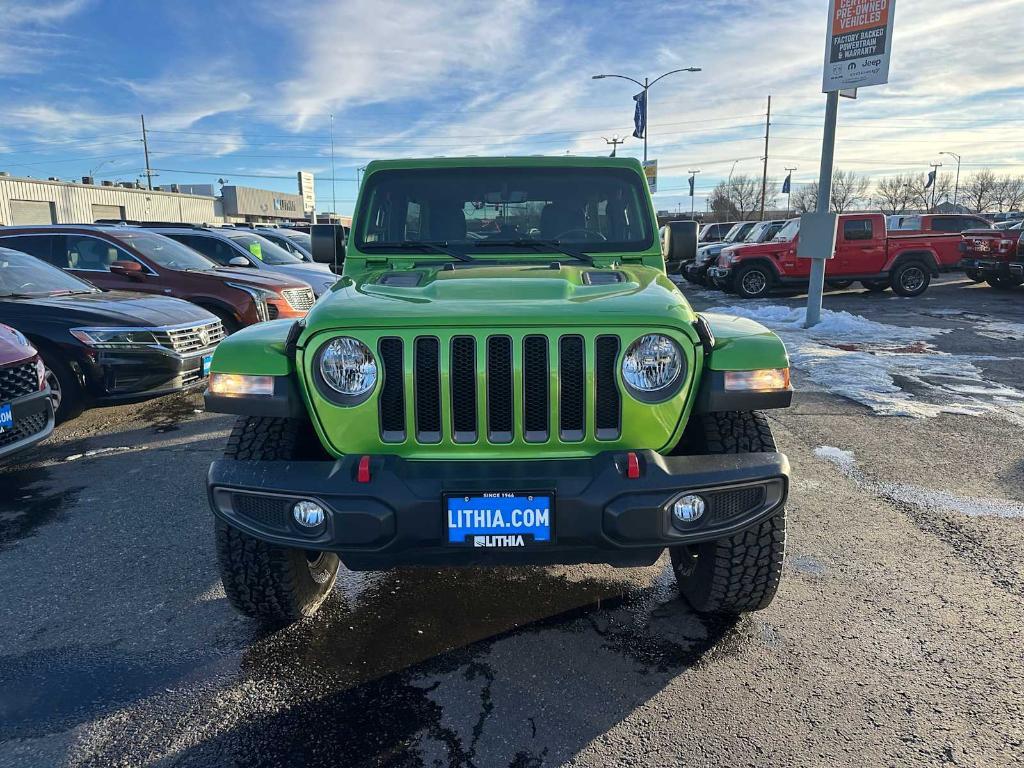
[140,114,154,191]
[330,114,337,220]
[758,95,771,221]
[688,169,701,218]
[785,166,798,215]
[603,134,626,157]
[929,161,943,212]
[941,151,961,209]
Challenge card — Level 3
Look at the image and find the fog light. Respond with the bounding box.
[292,500,326,528]
[672,494,705,523]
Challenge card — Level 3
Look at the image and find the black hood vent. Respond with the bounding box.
[583,271,625,285]
[377,272,424,287]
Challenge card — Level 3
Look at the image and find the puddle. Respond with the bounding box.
[137,391,206,433]
[0,466,83,550]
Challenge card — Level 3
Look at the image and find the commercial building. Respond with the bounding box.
[0,173,314,226]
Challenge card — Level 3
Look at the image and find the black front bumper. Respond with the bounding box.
[0,388,55,461]
[208,450,789,570]
[86,348,214,404]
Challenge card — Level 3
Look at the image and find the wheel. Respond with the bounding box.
[207,307,240,335]
[890,261,931,297]
[827,280,854,290]
[964,269,985,283]
[214,416,340,625]
[733,264,773,299]
[670,411,786,615]
[861,279,889,293]
[985,275,1023,290]
[38,350,84,424]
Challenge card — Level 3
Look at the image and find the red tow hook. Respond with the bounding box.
[357,455,371,483]
[626,451,640,480]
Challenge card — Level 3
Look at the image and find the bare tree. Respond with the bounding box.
[961,169,1001,213]
[997,175,1024,212]
[830,170,871,213]
[909,171,953,212]
[792,182,818,214]
[874,173,916,215]
[708,174,766,220]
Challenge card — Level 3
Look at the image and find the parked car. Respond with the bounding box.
[0,248,224,422]
[147,226,337,297]
[708,213,963,299]
[0,322,53,460]
[252,228,316,262]
[0,226,315,333]
[683,221,759,286]
[959,223,1023,289]
[709,220,788,289]
[888,213,992,234]
[698,221,738,244]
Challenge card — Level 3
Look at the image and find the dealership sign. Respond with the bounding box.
[642,160,658,193]
[822,0,896,92]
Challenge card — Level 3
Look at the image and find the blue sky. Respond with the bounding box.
[2,0,1023,215]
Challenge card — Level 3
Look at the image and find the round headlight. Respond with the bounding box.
[317,337,377,400]
[622,334,684,400]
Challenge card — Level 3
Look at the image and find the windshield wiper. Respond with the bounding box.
[362,241,474,262]
[471,239,595,266]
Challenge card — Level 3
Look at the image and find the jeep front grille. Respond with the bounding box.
[282,287,315,312]
[377,333,623,446]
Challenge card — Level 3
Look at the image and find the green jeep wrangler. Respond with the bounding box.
[205,156,793,625]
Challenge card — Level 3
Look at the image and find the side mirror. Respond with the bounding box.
[109,260,144,279]
[664,221,698,273]
[311,224,346,275]
[228,256,251,268]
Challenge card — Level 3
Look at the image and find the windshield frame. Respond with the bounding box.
[773,219,800,242]
[0,248,101,297]
[227,233,304,266]
[353,165,656,256]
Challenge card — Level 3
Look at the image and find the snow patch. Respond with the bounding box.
[815,445,1024,520]
[709,303,1024,422]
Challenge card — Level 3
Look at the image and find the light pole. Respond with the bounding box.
[688,169,701,218]
[929,161,943,212]
[785,166,798,215]
[591,67,701,163]
[940,151,961,209]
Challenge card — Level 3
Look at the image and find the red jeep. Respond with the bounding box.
[708,213,963,299]
[958,225,1023,289]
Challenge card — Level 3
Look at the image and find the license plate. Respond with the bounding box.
[202,354,213,376]
[446,492,552,547]
[0,403,12,433]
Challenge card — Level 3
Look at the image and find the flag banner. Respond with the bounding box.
[782,173,792,194]
[924,169,935,189]
[688,175,695,197]
[632,91,647,139]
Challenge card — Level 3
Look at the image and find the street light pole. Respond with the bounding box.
[929,161,943,212]
[785,166,798,216]
[941,151,961,209]
[591,67,701,164]
[688,169,701,217]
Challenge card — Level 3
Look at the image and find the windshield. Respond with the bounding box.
[0,249,99,296]
[355,166,654,255]
[773,219,800,241]
[743,223,770,243]
[279,230,312,248]
[720,224,745,243]
[116,231,217,271]
[228,234,303,265]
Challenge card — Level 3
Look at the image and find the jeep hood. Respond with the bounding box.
[303,263,695,329]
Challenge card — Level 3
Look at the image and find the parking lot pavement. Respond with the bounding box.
[2,275,1023,768]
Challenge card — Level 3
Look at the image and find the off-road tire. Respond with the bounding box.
[985,275,1023,290]
[890,261,931,297]
[861,279,890,293]
[671,411,786,615]
[733,264,773,299]
[214,416,340,625]
[964,269,984,283]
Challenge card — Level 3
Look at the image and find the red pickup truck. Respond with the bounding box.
[707,213,963,299]
[958,225,1023,289]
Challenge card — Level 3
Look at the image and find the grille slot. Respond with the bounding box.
[233,494,291,531]
[282,287,315,311]
[378,338,405,442]
[0,406,48,449]
[704,486,766,525]
[558,336,585,441]
[522,336,549,442]
[153,320,224,355]
[0,361,39,401]
[414,337,441,443]
[487,336,513,443]
[450,336,477,443]
[594,336,621,439]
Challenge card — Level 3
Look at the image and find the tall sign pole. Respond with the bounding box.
[805,0,896,328]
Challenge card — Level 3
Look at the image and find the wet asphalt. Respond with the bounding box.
[1,275,1023,767]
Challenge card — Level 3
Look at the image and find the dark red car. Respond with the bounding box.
[959,224,1024,289]
[0,226,315,332]
[0,322,53,461]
